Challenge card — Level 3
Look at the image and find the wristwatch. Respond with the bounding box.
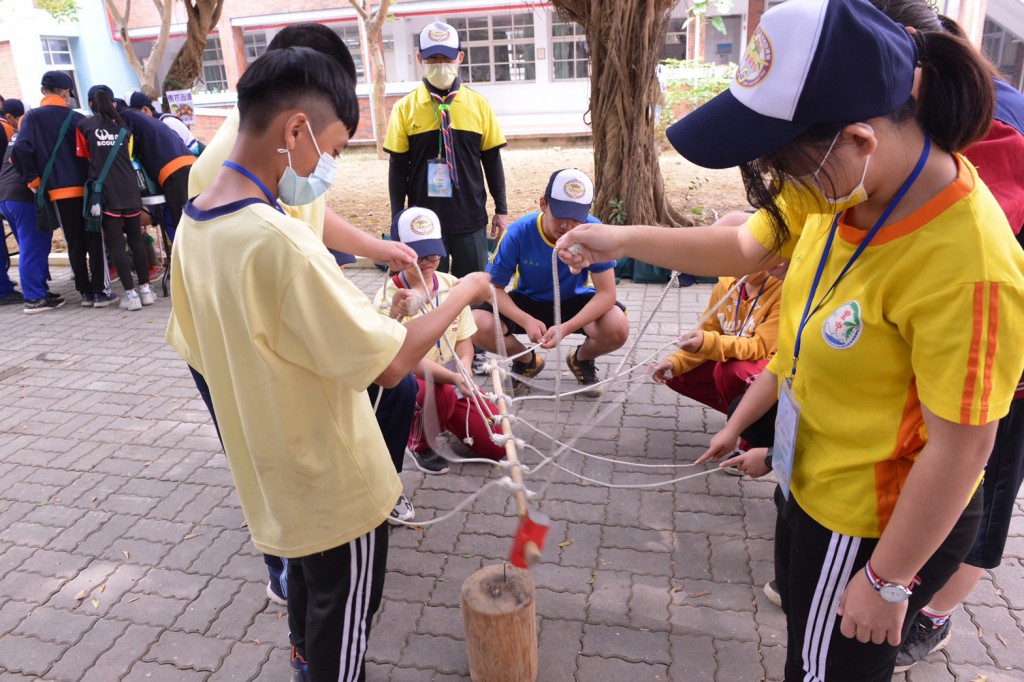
[864,561,920,603]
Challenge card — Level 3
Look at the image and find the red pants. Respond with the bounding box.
[409,378,505,461]
[666,359,769,414]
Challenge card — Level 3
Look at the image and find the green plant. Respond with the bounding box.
[607,198,628,226]
[36,0,79,21]
[656,59,734,139]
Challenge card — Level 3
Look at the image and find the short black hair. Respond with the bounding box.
[267,23,357,83]
[237,46,360,137]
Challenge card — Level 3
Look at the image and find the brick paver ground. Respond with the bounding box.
[0,265,1021,681]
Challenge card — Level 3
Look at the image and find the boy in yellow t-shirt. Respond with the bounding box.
[165,48,491,681]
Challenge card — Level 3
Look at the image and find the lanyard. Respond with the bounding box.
[222,161,285,214]
[429,98,445,159]
[733,279,767,337]
[790,135,931,378]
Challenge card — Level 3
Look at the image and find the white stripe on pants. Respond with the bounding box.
[802,532,861,682]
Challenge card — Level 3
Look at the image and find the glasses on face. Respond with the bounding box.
[418,255,442,264]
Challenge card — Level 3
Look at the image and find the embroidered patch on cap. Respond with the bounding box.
[429,28,451,42]
[563,180,587,201]
[736,27,773,88]
[410,215,435,236]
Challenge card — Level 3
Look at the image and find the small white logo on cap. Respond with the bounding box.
[736,28,773,88]
[409,215,434,236]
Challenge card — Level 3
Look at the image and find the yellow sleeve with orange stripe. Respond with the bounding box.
[895,281,1024,426]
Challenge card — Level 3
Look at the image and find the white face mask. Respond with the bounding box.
[802,127,872,213]
[278,120,337,206]
[424,63,460,90]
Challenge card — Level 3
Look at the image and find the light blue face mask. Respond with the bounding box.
[278,120,338,206]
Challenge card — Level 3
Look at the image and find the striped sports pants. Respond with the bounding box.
[775,489,981,681]
[287,523,389,682]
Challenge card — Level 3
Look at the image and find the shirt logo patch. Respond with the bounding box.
[429,28,451,42]
[821,301,863,350]
[563,180,587,200]
[736,27,773,88]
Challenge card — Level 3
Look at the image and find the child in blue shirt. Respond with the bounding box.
[472,168,629,395]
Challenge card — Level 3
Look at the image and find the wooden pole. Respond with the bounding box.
[489,365,541,566]
[461,564,538,682]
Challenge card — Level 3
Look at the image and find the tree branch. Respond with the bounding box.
[348,0,370,22]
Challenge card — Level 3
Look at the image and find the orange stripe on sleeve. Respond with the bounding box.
[980,283,1000,423]
[961,282,986,424]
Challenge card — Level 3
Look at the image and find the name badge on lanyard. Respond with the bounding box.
[772,135,931,500]
[773,378,800,499]
[427,159,453,198]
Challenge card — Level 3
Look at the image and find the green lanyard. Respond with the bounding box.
[429,98,446,160]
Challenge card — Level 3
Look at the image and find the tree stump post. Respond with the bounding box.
[461,563,538,682]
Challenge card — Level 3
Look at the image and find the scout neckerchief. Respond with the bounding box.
[427,78,462,190]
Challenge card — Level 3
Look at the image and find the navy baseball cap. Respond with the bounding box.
[41,70,74,91]
[544,168,594,224]
[2,99,24,117]
[129,91,153,110]
[419,22,461,60]
[391,207,446,260]
[667,0,918,169]
[87,84,114,102]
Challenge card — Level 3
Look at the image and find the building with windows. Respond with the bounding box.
[0,0,1020,142]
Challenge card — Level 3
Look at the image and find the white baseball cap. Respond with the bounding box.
[544,168,594,224]
[419,22,461,60]
[391,207,447,259]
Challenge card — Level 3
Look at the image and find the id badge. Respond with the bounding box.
[427,159,453,198]
[772,378,801,500]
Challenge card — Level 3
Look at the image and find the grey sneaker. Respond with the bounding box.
[80,293,95,307]
[388,492,415,525]
[893,611,953,672]
[408,447,449,475]
[93,291,119,308]
[119,289,142,311]
[139,283,157,306]
[24,296,66,314]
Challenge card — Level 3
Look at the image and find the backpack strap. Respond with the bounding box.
[93,127,129,188]
[36,110,76,207]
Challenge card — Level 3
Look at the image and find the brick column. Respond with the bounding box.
[215,14,245,91]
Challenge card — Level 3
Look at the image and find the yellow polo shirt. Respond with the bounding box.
[165,199,405,557]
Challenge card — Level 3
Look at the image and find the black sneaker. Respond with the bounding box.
[93,291,119,308]
[24,296,66,314]
[510,351,545,396]
[80,293,95,307]
[566,347,603,397]
[45,292,64,304]
[0,291,23,305]
[408,447,450,475]
[893,611,953,672]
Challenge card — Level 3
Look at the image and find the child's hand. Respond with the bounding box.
[455,272,493,305]
[523,318,548,344]
[719,448,771,478]
[555,224,624,273]
[390,289,423,318]
[539,323,575,348]
[452,371,476,397]
[649,360,673,384]
[697,427,740,464]
[375,241,418,271]
[676,330,704,353]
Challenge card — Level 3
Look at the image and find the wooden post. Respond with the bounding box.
[461,564,538,682]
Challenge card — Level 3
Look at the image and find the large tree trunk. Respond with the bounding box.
[162,0,225,94]
[351,0,393,159]
[104,0,174,99]
[553,1,692,227]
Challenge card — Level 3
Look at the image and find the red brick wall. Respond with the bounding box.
[191,93,405,145]
[0,42,23,101]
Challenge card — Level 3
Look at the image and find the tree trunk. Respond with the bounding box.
[553,0,693,227]
[351,0,393,159]
[162,0,225,94]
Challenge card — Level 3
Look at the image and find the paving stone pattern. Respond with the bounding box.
[0,267,1021,681]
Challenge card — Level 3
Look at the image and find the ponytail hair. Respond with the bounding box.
[89,86,126,128]
[910,29,995,152]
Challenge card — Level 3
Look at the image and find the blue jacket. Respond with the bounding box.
[11,95,88,200]
[121,109,194,188]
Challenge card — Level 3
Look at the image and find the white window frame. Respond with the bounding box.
[550,16,588,80]
[333,24,366,81]
[444,13,537,84]
[39,37,83,101]
[243,30,268,65]
[199,35,229,93]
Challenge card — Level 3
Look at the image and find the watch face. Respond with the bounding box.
[879,584,910,603]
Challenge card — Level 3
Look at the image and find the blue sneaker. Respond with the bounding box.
[80,293,95,307]
[93,291,119,308]
[290,647,310,682]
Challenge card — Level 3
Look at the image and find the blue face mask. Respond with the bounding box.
[278,120,338,206]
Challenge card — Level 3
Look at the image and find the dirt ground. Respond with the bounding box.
[327,144,752,238]
[4,145,750,256]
